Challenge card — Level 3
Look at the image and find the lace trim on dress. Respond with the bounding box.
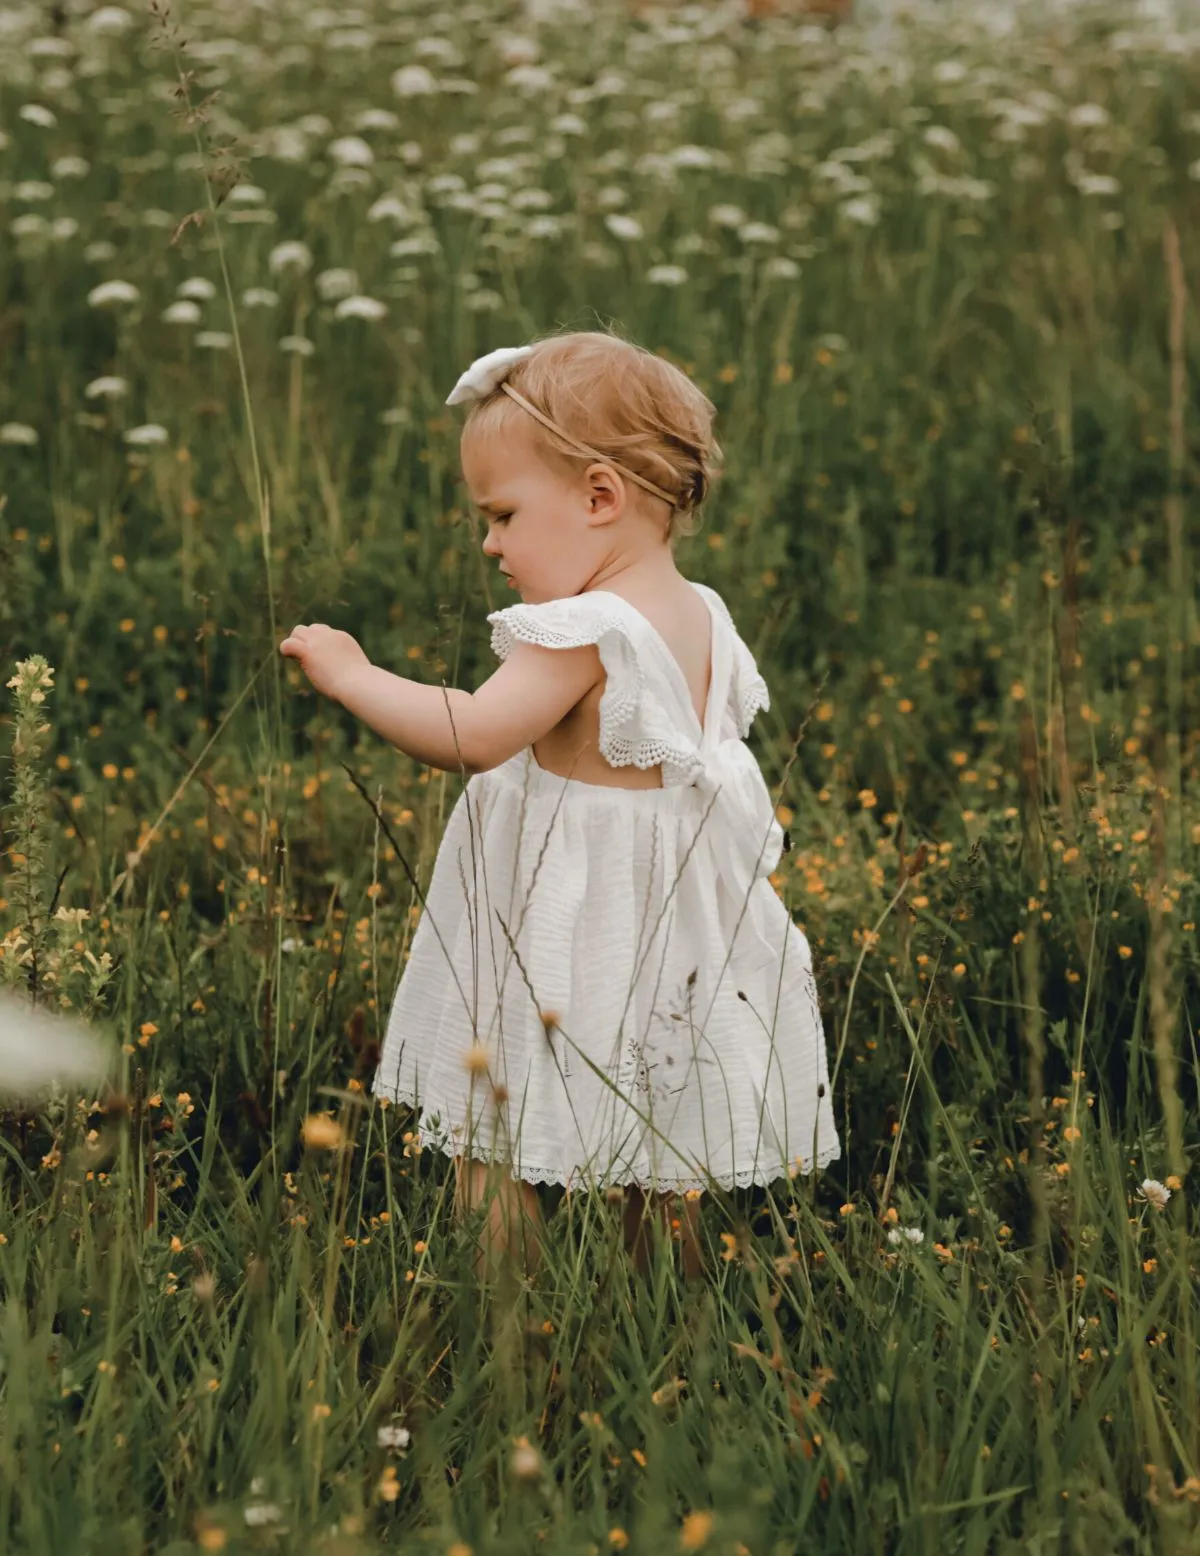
[487,589,771,786]
[373,1081,840,1190]
[489,595,704,786]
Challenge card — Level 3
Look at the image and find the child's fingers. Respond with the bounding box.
[280,624,312,656]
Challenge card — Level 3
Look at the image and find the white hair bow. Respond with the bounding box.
[445,345,534,406]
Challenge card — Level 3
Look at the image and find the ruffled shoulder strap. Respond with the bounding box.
[486,592,704,785]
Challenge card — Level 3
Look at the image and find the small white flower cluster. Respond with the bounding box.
[243,1477,283,1528]
[886,1225,925,1246]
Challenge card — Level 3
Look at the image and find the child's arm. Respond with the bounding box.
[280,623,602,776]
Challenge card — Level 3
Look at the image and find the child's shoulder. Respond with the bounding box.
[485,589,632,654]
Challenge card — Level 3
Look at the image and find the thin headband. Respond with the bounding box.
[445,344,678,510]
[498,384,677,509]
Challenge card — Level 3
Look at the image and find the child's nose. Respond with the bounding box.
[482,529,501,558]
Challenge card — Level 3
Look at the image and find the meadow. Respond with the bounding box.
[1,0,1199,1550]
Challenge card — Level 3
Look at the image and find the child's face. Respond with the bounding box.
[462,423,628,603]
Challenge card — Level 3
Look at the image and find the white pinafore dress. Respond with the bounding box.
[371,581,841,1194]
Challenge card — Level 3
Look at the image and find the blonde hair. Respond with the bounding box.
[458,327,722,541]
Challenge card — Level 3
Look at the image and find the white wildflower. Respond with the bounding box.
[413,37,461,64]
[241,288,278,309]
[506,64,555,93]
[550,113,587,136]
[510,187,553,211]
[526,215,564,241]
[932,60,968,85]
[1075,173,1121,197]
[28,37,74,59]
[604,213,643,241]
[763,256,801,281]
[0,423,39,447]
[86,6,135,34]
[124,424,170,447]
[923,125,961,154]
[19,104,57,129]
[0,991,110,1100]
[464,288,502,312]
[87,279,140,308]
[227,183,267,205]
[840,196,880,226]
[355,108,400,133]
[886,1225,925,1245]
[316,267,359,301]
[83,241,117,264]
[496,34,540,67]
[328,27,374,51]
[177,277,217,301]
[162,300,202,325]
[739,222,780,245]
[261,126,308,164]
[243,1502,283,1528]
[195,331,233,350]
[1137,1178,1171,1211]
[368,194,417,225]
[391,65,438,97]
[390,233,441,258]
[591,70,627,98]
[671,144,719,170]
[84,376,129,400]
[15,182,55,203]
[334,295,387,322]
[11,215,50,240]
[52,156,89,180]
[279,336,315,356]
[376,1423,411,1450]
[1067,102,1110,129]
[268,240,313,276]
[709,203,746,229]
[328,135,373,167]
[51,217,79,242]
[646,263,687,286]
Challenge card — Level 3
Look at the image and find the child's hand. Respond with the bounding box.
[279,623,371,702]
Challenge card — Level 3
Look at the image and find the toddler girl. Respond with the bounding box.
[280,330,841,1280]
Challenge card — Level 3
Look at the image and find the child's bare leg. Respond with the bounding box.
[623,1186,705,1279]
[453,1156,543,1280]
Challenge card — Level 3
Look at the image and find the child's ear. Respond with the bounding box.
[585,461,623,520]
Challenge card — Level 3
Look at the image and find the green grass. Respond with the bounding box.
[1,0,1198,1550]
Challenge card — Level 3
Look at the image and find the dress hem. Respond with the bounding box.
[374,1085,842,1194]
